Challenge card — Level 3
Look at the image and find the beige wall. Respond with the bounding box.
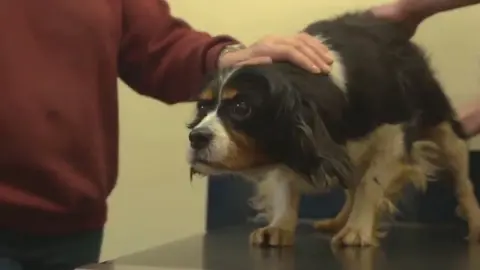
[100,85,204,260]
[100,0,480,260]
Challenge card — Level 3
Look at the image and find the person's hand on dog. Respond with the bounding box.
[218,33,334,73]
[370,0,426,38]
[458,99,480,137]
[371,0,480,38]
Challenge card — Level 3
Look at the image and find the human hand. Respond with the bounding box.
[458,99,480,138]
[370,0,425,38]
[218,33,334,73]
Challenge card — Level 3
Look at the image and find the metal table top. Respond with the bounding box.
[81,222,479,270]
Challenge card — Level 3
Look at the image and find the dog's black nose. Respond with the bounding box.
[189,128,213,150]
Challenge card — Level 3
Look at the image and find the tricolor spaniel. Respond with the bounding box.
[186,11,480,247]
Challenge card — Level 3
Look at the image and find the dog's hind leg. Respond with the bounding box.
[331,159,407,246]
[314,127,378,234]
[313,189,353,233]
[330,124,431,246]
[428,121,480,242]
[330,126,405,246]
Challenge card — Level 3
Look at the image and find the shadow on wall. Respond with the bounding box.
[207,152,480,230]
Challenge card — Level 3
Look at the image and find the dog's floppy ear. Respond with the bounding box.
[290,98,355,190]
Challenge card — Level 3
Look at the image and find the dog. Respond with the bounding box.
[186,11,480,247]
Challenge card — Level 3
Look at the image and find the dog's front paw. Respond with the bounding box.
[331,224,378,247]
[457,206,480,243]
[313,218,345,233]
[249,226,294,247]
[467,218,480,243]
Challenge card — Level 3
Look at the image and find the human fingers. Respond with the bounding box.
[257,42,321,73]
[296,32,334,71]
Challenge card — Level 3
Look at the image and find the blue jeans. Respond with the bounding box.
[0,229,103,270]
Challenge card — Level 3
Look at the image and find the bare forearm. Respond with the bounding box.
[429,0,480,11]
[459,98,480,138]
[405,0,480,19]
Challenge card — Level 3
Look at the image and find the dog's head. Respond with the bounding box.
[187,63,354,189]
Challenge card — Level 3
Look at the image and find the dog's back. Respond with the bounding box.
[297,12,459,142]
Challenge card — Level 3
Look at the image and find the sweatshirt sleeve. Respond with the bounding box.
[118,0,238,104]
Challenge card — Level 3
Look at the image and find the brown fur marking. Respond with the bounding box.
[220,127,271,170]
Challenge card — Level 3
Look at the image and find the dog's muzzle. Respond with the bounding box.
[189,127,213,150]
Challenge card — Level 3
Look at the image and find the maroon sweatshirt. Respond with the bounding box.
[0,0,236,233]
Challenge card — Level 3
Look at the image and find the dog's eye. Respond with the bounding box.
[198,104,207,112]
[197,102,213,114]
[230,101,252,120]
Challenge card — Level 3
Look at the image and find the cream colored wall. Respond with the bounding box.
[100,85,204,260]
[100,0,480,260]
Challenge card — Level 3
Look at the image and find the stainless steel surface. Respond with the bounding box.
[86,223,479,270]
[79,264,201,270]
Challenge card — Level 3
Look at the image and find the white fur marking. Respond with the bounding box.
[191,111,231,163]
[315,34,347,92]
[249,166,301,231]
[218,67,240,95]
[270,175,292,227]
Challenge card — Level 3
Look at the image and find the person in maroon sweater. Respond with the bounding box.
[0,1,337,269]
